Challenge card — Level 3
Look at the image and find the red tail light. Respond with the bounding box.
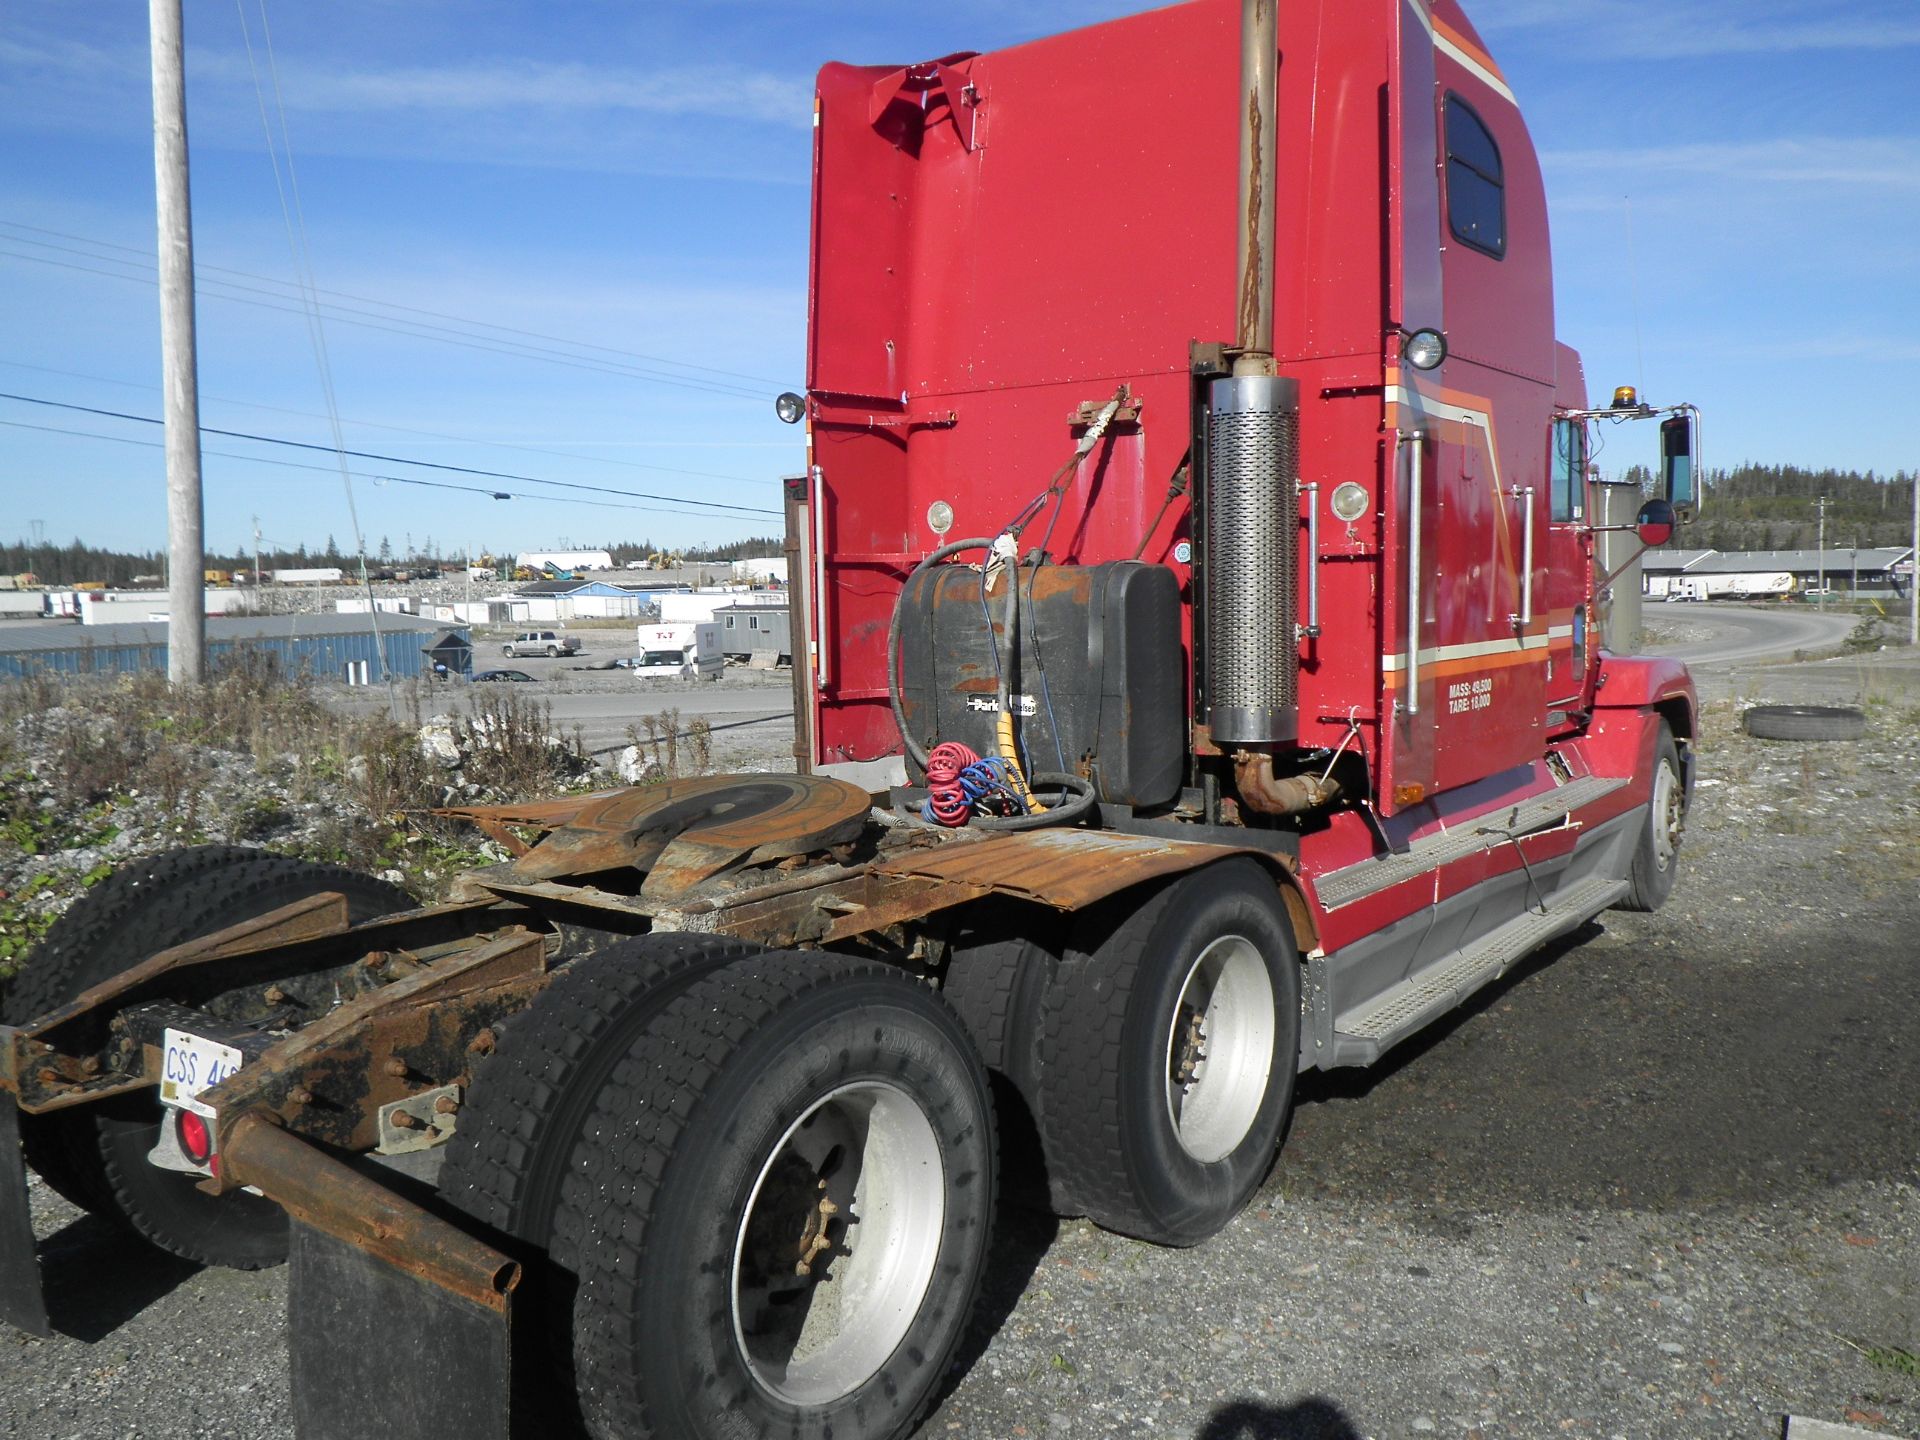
[176,1109,213,1165]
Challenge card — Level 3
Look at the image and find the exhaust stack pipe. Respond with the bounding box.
[1235,0,1277,366]
[1204,0,1299,748]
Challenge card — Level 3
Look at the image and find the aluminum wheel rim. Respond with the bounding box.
[1651,758,1682,871]
[1164,935,1275,1164]
[731,1081,944,1406]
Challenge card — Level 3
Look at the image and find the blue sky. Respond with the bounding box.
[1,0,1913,559]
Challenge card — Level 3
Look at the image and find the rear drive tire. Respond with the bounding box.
[1037,858,1300,1247]
[562,952,996,1440]
[4,845,267,1217]
[1618,721,1686,913]
[438,932,764,1419]
[7,847,411,1267]
[941,923,1061,1210]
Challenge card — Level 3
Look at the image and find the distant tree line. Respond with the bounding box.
[1640,464,1919,553]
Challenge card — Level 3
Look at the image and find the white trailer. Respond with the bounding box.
[633,621,722,680]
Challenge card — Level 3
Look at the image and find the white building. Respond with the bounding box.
[730,557,789,584]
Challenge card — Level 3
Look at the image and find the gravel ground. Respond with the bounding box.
[5,652,1917,1439]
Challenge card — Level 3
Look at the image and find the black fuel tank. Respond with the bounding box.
[896,560,1185,809]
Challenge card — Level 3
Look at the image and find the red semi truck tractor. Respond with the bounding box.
[0,2,1698,1438]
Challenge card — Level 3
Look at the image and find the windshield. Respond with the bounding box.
[640,651,685,666]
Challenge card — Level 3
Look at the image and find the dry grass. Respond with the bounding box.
[0,649,596,890]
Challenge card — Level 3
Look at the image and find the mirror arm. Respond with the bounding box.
[1595,541,1656,592]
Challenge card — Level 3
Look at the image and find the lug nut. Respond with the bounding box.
[79,1056,102,1076]
[287,1086,314,1106]
[263,984,288,1005]
[467,1028,497,1057]
[389,1110,423,1131]
[433,1094,460,1115]
[382,1057,410,1079]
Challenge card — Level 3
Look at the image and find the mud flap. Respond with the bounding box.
[0,1097,50,1337]
[289,1221,512,1440]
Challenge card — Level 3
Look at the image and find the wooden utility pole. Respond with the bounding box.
[1911,474,1918,645]
[151,0,205,683]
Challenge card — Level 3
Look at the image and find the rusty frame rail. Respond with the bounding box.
[205,927,552,1156]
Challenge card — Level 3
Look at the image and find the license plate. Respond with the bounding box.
[159,1028,244,1118]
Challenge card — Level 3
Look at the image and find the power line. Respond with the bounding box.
[0,392,780,517]
[0,225,789,401]
[0,360,787,485]
[0,417,773,523]
[0,219,791,389]
[0,242,768,402]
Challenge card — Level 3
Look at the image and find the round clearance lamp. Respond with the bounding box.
[1401,328,1448,371]
[1330,481,1371,523]
[774,391,806,424]
[926,500,955,536]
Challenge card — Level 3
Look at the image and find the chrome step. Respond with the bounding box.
[1314,773,1626,911]
[1329,873,1628,1065]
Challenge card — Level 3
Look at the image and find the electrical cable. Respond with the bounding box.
[0,219,792,391]
[0,233,782,403]
[0,392,780,518]
[0,359,785,488]
[0,418,761,521]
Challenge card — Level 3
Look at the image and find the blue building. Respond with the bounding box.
[0,615,469,682]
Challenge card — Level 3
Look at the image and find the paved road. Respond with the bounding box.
[1640,602,1920,705]
[330,647,798,760]
[1640,601,1861,667]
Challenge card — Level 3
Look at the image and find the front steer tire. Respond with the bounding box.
[1617,721,1686,913]
[3,846,411,1268]
[561,951,997,1440]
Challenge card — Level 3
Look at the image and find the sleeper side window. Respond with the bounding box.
[1445,95,1505,259]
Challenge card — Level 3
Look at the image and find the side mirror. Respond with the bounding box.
[1661,414,1697,520]
[1635,498,1676,548]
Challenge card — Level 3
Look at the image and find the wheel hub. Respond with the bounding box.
[731,1082,945,1406]
[1162,935,1276,1165]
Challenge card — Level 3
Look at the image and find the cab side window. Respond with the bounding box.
[1445,96,1505,259]
[1550,418,1586,522]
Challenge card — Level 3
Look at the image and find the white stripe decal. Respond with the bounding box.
[1383,625,1574,674]
[1404,1,1517,106]
[1386,383,1505,495]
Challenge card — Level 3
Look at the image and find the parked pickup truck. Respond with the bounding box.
[500,630,580,657]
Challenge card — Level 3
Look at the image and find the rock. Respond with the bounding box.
[615,745,662,784]
[418,717,463,767]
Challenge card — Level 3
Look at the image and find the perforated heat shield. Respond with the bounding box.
[1204,374,1300,744]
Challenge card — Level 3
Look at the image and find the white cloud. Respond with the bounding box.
[229,57,813,129]
[1474,0,1920,58]
[1542,136,1920,192]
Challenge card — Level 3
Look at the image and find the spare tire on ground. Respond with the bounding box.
[1742,704,1867,741]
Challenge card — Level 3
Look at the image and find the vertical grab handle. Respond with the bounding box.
[1300,482,1320,640]
[1510,483,1535,629]
[1405,432,1423,716]
[811,465,830,687]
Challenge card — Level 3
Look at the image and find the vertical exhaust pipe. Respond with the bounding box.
[1204,0,1299,751]
[1235,0,1277,365]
